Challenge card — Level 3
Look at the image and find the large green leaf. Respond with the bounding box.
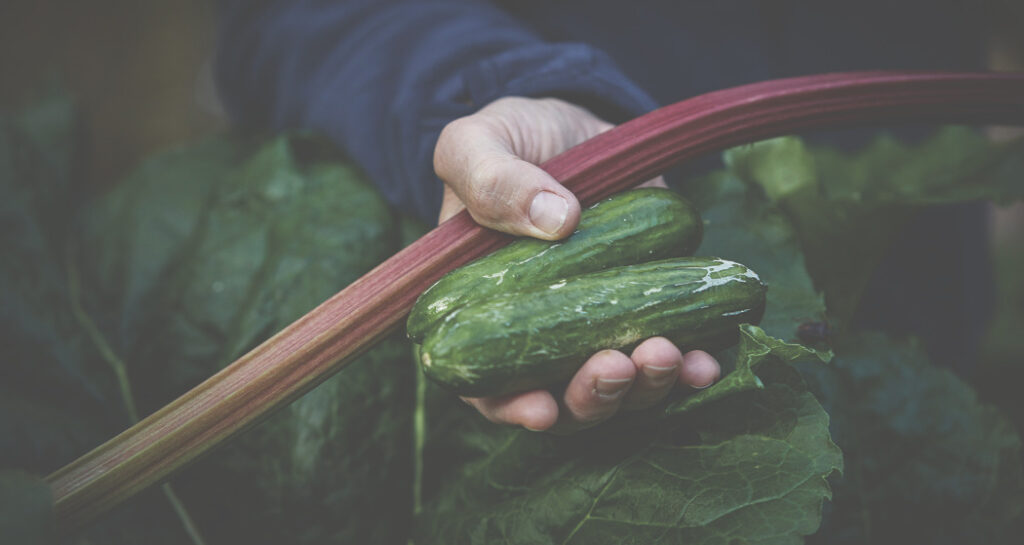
[0,92,209,545]
[75,133,415,544]
[2,99,417,544]
[417,361,841,544]
[0,91,129,470]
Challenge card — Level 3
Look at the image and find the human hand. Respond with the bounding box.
[433,97,720,433]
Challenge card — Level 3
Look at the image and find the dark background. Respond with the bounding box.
[0,0,223,191]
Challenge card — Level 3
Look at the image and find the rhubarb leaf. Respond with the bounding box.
[0,92,216,545]
[417,362,841,544]
[0,91,129,468]
[75,133,414,545]
[667,324,830,414]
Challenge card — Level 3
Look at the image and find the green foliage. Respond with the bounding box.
[2,93,1022,545]
[74,132,414,544]
[2,95,414,543]
[681,167,828,339]
[725,129,1024,321]
[1,92,209,544]
[802,333,1024,544]
[667,324,831,414]
[714,128,1024,543]
[417,361,840,544]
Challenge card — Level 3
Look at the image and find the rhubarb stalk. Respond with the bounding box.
[48,71,1024,533]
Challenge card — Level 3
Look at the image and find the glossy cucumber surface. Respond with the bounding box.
[420,257,766,397]
[407,188,702,342]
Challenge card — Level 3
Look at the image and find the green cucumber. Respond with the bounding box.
[420,256,766,397]
[407,187,702,342]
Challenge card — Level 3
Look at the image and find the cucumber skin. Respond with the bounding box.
[406,188,702,342]
[420,257,766,398]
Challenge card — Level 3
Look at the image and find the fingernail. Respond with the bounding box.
[690,380,715,390]
[642,364,677,382]
[530,191,568,235]
[595,377,632,400]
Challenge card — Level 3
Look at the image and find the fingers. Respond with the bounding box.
[462,389,559,432]
[621,337,685,411]
[678,350,720,389]
[548,350,637,434]
[466,341,722,433]
[465,350,639,434]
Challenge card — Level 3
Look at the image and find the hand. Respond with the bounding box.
[433,97,720,433]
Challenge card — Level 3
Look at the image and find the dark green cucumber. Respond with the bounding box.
[420,256,766,397]
[407,187,702,342]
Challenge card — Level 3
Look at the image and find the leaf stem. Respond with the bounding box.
[65,246,138,423]
[65,245,208,545]
[413,345,426,519]
[160,483,208,545]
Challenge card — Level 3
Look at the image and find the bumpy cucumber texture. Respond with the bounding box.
[406,187,702,342]
[420,257,766,397]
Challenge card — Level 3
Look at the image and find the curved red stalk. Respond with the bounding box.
[48,71,1024,532]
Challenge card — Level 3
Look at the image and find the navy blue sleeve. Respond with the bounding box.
[215,0,657,222]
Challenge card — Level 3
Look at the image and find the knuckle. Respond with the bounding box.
[439,115,474,139]
[465,157,514,222]
[435,117,489,173]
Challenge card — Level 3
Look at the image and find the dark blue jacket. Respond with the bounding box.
[216,0,661,222]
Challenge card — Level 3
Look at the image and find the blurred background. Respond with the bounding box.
[0,0,1020,194]
[0,0,224,191]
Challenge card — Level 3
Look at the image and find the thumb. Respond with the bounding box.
[465,154,581,239]
[434,122,581,240]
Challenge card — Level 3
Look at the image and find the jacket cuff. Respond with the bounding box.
[460,42,659,123]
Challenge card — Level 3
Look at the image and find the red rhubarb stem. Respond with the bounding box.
[47,71,1024,533]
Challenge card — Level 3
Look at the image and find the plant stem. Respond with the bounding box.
[413,345,426,519]
[160,483,208,545]
[66,248,138,423]
[66,247,208,545]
